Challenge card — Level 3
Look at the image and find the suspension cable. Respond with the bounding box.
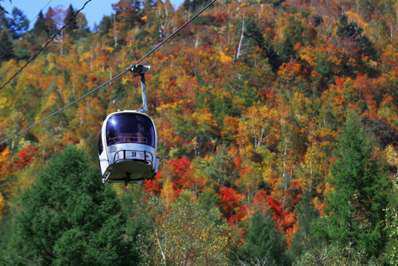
[133,0,217,65]
[0,0,93,91]
[35,0,55,20]
[0,0,218,146]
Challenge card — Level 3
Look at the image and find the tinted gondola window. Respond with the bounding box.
[106,113,156,147]
[98,132,103,154]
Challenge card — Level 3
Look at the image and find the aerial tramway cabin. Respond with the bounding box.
[98,65,159,183]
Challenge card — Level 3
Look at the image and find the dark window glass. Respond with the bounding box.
[106,113,156,147]
[98,132,103,155]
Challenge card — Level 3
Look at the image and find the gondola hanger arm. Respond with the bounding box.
[131,64,151,113]
[0,0,218,146]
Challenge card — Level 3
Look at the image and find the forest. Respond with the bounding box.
[0,0,397,264]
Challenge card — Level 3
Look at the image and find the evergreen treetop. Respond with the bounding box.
[4,146,134,265]
[8,7,29,38]
[315,112,391,257]
[238,212,290,265]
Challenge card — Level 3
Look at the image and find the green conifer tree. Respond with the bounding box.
[33,11,48,37]
[315,112,391,257]
[4,146,134,265]
[98,15,112,35]
[290,191,319,259]
[8,7,29,38]
[0,8,9,31]
[63,5,78,36]
[183,0,209,12]
[0,29,14,62]
[44,7,58,36]
[238,212,290,265]
[62,5,89,39]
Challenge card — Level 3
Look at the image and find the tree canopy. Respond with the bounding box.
[3,146,134,265]
[0,0,397,264]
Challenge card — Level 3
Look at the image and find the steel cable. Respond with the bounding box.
[0,0,218,146]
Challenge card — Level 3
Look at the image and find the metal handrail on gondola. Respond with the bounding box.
[112,149,154,165]
[102,149,155,183]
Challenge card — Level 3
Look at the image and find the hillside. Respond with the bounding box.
[0,0,397,264]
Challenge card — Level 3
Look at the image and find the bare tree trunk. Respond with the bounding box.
[60,30,64,56]
[155,229,167,265]
[194,36,200,48]
[235,19,245,61]
[159,24,165,40]
[390,24,394,42]
[113,15,118,48]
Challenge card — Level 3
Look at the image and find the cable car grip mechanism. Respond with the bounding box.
[130,64,151,113]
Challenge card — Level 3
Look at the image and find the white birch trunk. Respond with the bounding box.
[235,19,245,61]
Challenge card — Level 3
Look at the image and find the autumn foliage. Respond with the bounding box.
[0,0,397,264]
[16,145,38,168]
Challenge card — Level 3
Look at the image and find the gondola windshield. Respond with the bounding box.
[98,132,103,154]
[106,113,155,147]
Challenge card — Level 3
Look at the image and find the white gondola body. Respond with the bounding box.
[98,110,159,183]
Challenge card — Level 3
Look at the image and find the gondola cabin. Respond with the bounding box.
[98,110,159,183]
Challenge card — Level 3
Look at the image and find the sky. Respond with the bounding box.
[2,0,184,28]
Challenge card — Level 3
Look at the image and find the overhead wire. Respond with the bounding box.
[5,0,53,17]
[0,0,218,146]
[34,0,55,20]
[12,0,55,23]
[133,0,218,65]
[0,0,93,91]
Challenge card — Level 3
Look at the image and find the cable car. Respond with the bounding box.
[98,65,159,183]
